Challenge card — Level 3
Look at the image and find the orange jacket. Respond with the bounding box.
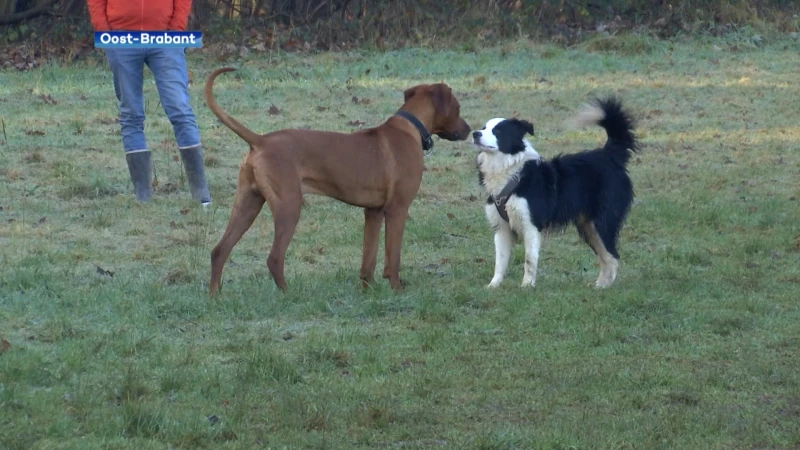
[86,0,193,32]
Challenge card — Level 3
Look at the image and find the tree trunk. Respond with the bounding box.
[58,0,85,15]
[0,0,59,25]
[0,0,15,17]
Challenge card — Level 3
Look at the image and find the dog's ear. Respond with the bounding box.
[430,83,453,117]
[519,120,534,136]
[507,118,534,137]
[404,87,417,102]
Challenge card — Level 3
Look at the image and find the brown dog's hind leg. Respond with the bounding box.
[265,204,301,292]
[255,164,303,292]
[209,187,265,294]
[360,207,384,289]
[382,205,410,290]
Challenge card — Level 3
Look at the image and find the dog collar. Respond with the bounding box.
[395,110,434,154]
[492,176,521,222]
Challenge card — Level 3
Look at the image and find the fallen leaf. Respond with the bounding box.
[0,339,10,354]
[454,152,462,157]
[316,106,328,112]
[352,96,359,104]
[169,220,177,229]
[38,93,57,105]
[446,213,455,219]
[207,415,219,425]
[792,234,800,252]
[346,119,366,127]
[268,104,280,115]
[180,208,190,215]
[31,216,47,227]
[315,247,324,255]
[96,265,114,277]
[25,130,45,136]
[440,258,450,264]
[474,257,485,263]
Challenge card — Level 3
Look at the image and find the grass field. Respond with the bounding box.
[1,31,800,449]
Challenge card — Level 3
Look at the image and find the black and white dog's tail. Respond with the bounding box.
[569,96,638,165]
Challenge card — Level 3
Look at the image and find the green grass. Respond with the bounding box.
[1,33,800,449]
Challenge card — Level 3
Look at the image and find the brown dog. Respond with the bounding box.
[205,67,470,294]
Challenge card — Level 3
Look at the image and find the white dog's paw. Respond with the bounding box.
[594,279,614,289]
[594,273,616,289]
[487,279,502,288]
[521,278,536,288]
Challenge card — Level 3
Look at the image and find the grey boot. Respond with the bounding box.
[125,150,153,202]
[179,145,212,205]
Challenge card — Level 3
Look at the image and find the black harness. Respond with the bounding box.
[490,177,521,222]
[395,110,433,154]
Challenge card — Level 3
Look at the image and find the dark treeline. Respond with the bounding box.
[0,0,796,67]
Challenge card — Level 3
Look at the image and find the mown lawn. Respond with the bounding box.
[1,32,799,449]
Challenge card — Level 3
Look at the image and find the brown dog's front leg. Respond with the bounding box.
[360,207,384,289]
[382,206,410,290]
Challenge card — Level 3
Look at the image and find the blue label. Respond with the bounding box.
[94,31,203,48]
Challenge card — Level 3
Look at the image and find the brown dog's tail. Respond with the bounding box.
[204,67,261,146]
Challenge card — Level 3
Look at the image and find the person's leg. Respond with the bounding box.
[145,48,211,205]
[104,48,152,201]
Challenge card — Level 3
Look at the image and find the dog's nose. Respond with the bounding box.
[472,131,481,139]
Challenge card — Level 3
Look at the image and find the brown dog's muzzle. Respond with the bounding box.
[437,118,471,141]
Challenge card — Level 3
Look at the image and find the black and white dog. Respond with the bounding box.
[473,97,639,288]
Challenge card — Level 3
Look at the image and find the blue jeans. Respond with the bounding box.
[104,48,200,153]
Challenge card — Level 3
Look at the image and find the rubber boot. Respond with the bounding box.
[125,150,153,202]
[179,145,212,206]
